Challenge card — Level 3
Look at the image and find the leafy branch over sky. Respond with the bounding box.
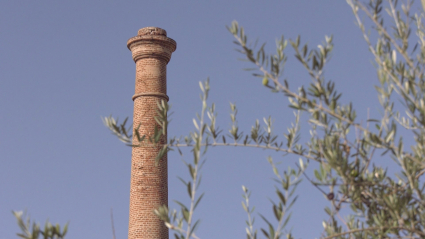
[16,0,425,238]
[103,0,425,238]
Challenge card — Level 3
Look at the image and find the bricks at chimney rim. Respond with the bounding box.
[127,27,176,239]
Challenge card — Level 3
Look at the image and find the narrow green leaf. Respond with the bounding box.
[189,220,201,237]
[242,201,248,212]
[277,190,286,205]
[314,170,321,181]
[261,229,269,238]
[187,182,192,198]
[194,193,204,210]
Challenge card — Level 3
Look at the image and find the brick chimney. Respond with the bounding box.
[127,27,176,239]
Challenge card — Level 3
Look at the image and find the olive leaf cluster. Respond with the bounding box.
[223,0,425,237]
[13,211,68,239]
[253,157,303,239]
[153,81,212,239]
[102,99,171,165]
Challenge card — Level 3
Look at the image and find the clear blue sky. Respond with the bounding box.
[1,1,421,238]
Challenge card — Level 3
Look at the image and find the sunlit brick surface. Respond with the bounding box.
[127,27,176,239]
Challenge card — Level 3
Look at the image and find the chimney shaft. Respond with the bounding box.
[127,27,176,239]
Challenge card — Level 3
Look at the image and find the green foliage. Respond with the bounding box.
[13,211,68,239]
[101,0,425,238]
[102,99,171,165]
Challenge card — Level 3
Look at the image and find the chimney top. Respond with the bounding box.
[138,27,167,36]
[127,27,176,53]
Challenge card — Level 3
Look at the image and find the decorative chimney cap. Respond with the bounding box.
[138,27,167,36]
[127,27,176,52]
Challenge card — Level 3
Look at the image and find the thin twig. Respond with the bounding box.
[110,208,116,239]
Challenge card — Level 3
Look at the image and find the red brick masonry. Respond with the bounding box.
[127,27,176,239]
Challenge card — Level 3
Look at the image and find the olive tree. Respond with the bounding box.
[17,0,425,238]
[105,0,425,238]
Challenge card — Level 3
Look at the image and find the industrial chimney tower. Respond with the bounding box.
[127,27,176,239]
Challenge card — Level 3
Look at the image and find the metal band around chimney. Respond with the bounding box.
[132,92,169,101]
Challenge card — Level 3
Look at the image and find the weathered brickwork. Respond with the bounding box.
[127,27,176,239]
